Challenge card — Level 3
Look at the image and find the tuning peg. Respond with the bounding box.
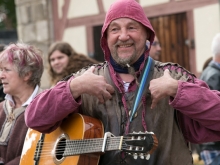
[133,153,138,159]
[145,131,154,134]
[145,154,150,160]
[139,153,144,159]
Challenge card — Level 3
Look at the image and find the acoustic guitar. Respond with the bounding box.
[20,113,158,165]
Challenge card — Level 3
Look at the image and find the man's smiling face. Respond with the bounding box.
[107,18,148,67]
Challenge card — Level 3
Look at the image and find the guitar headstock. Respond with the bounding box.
[122,131,158,160]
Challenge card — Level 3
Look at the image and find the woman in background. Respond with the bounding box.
[48,41,99,86]
[0,42,44,165]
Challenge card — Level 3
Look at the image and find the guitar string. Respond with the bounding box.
[33,145,132,158]
[34,136,147,146]
[34,136,149,148]
[33,144,143,158]
[35,138,123,152]
[34,138,146,153]
[32,137,150,158]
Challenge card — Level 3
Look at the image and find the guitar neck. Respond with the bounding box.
[63,136,123,156]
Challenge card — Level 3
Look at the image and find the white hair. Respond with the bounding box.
[211,33,220,57]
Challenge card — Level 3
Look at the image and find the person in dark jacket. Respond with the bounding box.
[199,33,220,165]
[0,44,6,102]
[202,56,212,71]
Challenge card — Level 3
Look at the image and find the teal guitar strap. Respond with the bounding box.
[129,57,155,122]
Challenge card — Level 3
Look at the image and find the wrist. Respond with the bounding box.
[69,77,83,99]
[168,79,178,97]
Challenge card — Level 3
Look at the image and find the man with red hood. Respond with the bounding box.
[25,0,220,164]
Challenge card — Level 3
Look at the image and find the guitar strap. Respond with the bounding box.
[129,56,155,122]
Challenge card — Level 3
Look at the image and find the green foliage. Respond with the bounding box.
[0,0,17,29]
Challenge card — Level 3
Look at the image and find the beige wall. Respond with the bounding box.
[194,4,220,72]
[67,0,99,18]
[140,0,169,6]
[63,26,88,55]
[61,0,99,55]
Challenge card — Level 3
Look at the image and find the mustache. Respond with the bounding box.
[114,41,134,46]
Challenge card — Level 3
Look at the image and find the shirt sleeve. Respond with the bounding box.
[25,77,81,133]
[170,78,220,143]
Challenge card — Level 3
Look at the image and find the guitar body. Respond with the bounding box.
[20,113,104,165]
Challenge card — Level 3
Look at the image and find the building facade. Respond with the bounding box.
[15,0,220,88]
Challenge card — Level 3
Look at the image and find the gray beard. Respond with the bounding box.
[111,47,137,67]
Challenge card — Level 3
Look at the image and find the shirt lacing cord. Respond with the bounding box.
[119,100,127,135]
[120,152,128,164]
[121,118,127,135]
[7,112,15,123]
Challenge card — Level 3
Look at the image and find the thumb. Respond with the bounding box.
[164,69,171,77]
[87,66,95,73]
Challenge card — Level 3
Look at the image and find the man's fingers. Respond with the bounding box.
[99,86,114,103]
[98,95,105,104]
[83,67,114,104]
[98,92,112,104]
[151,98,158,109]
[106,84,115,94]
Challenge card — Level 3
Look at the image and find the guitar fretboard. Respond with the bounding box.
[63,136,123,156]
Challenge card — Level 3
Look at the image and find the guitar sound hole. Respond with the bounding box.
[56,138,66,160]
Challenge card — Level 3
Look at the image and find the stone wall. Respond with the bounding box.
[15,0,53,89]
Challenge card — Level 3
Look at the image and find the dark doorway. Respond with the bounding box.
[93,25,104,62]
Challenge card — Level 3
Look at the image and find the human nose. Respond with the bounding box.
[118,29,129,41]
[152,42,161,50]
[157,45,161,51]
[0,71,5,79]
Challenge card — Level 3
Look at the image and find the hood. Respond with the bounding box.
[101,0,155,62]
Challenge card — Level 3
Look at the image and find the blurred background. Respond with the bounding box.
[1,1,219,164]
[0,0,219,91]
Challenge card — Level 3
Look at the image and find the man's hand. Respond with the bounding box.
[149,69,178,109]
[70,66,115,103]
